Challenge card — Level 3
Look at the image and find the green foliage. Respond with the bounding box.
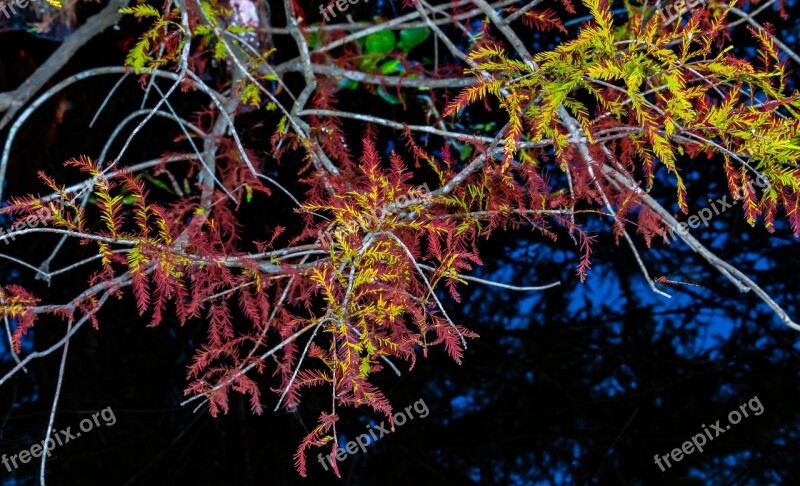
[447,0,800,228]
[365,30,396,55]
[119,4,160,18]
[397,27,430,52]
[379,58,402,75]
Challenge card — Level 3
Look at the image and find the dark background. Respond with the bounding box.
[1,1,799,484]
